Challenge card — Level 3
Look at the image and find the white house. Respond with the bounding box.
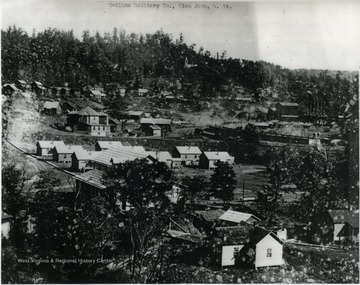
[199,151,235,169]
[171,146,202,166]
[36,141,66,156]
[215,226,284,268]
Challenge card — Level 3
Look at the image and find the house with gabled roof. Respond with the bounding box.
[212,226,284,268]
[53,145,84,167]
[171,146,202,166]
[140,118,172,137]
[199,151,235,169]
[275,102,299,121]
[43,101,62,115]
[31,81,46,96]
[15,80,27,91]
[2,84,20,95]
[312,209,359,244]
[71,149,99,171]
[36,141,66,156]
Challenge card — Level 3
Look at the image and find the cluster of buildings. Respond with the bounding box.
[167,208,286,268]
[36,140,235,171]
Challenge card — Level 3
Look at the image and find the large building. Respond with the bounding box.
[171,146,202,166]
[67,106,110,136]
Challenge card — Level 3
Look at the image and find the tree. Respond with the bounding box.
[180,176,208,210]
[295,148,348,221]
[242,123,259,144]
[209,161,237,206]
[103,159,175,282]
[257,146,301,221]
[2,163,36,249]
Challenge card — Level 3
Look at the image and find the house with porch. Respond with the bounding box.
[67,106,110,136]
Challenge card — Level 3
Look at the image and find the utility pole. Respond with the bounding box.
[242,179,245,205]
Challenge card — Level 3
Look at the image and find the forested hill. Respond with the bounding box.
[1,26,358,117]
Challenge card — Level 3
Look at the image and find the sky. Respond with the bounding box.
[2,0,360,71]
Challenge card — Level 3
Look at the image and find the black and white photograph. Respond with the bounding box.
[1,0,359,283]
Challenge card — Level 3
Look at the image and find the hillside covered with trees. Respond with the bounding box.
[2,25,358,118]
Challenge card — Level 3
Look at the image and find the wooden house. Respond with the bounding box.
[2,84,20,95]
[15,80,27,91]
[67,106,110,137]
[171,146,202,166]
[43,101,62,115]
[71,149,98,172]
[53,145,84,168]
[140,118,171,137]
[31,81,46,96]
[275,102,299,121]
[36,141,65,156]
[199,151,235,169]
[312,209,359,244]
[213,226,284,268]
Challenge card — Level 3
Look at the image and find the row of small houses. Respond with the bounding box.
[36,141,235,170]
[2,80,154,99]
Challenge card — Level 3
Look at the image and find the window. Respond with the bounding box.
[103,126,105,130]
[93,126,96,130]
[234,247,240,253]
[267,248,272,258]
[98,127,100,130]
[64,154,67,159]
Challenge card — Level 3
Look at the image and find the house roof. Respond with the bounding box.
[202,151,234,161]
[140,118,172,125]
[75,169,106,190]
[215,225,253,245]
[109,118,122,125]
[175,146,202,155]
[90,90,105,96]
[54,145,83,154]
[37,140,65,149]
[138,88,148,93]
[4,84,19,91]
[328,210,359,228]
[219,210,261,224]
[277,102,299,107]
[195,209,225,222]
[43,101,61,109]
[17,80,27,84]
[249,227,283,245]
[69,106,107,117]
[33,81,43,86]
[92,147,146,166]
[167,230,203,243]
[72,149,98,160]
[96,141,123,149]
[255,107,269,113]
[145,151,172,162]
[127,110,144,116]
